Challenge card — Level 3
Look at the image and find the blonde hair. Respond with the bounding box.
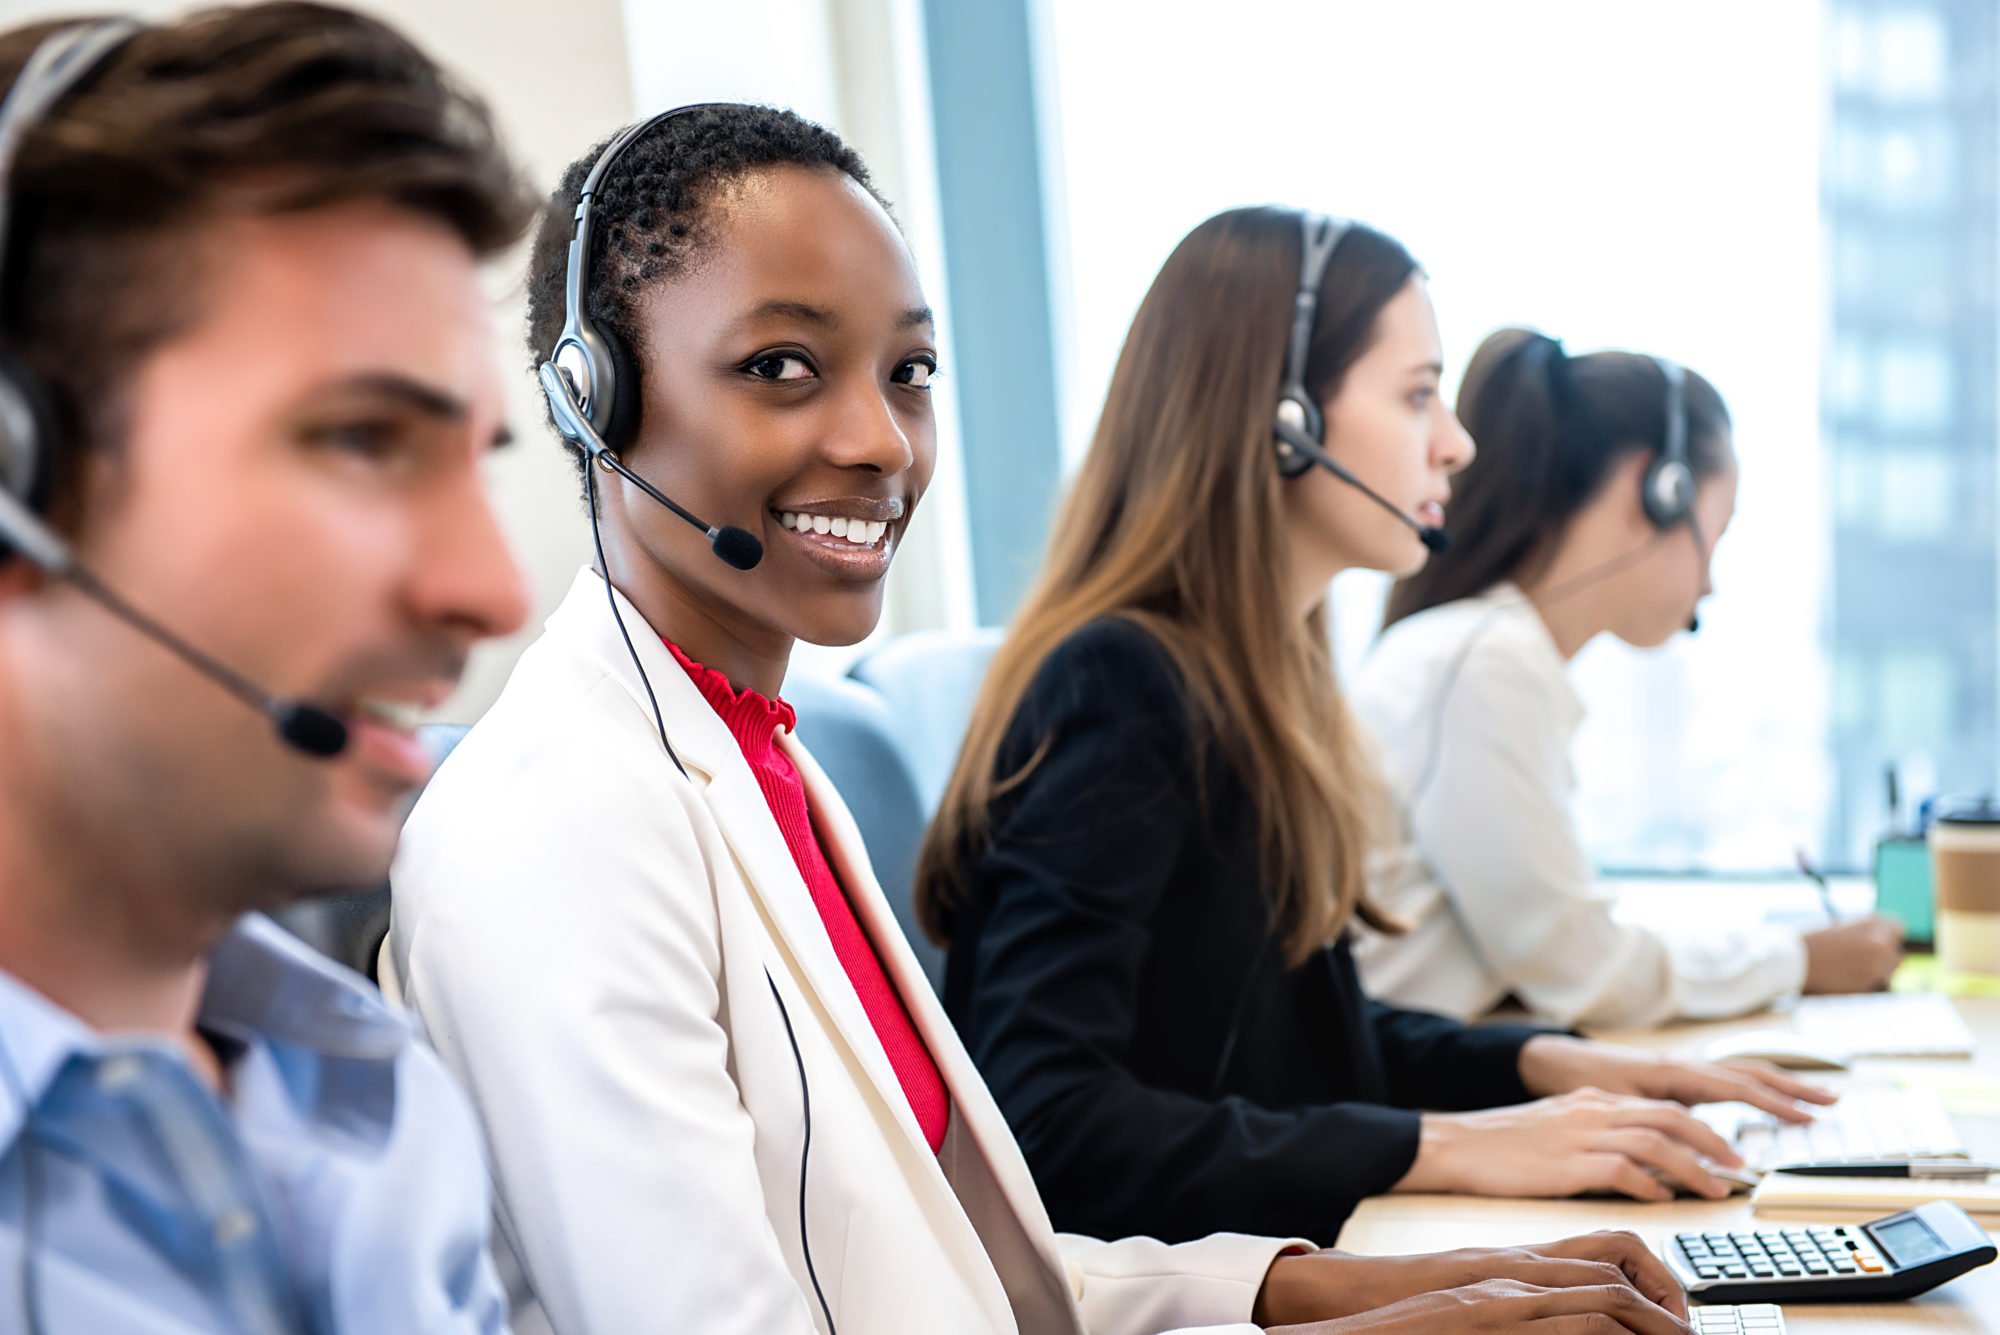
[914,206,1412,966]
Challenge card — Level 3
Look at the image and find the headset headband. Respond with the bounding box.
[0,18,144,508]
[1278,212,1352,404]
[554,103,727,412]
[1657,355,1686,471]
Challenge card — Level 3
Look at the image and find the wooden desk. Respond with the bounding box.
[1334,997,2000,1332]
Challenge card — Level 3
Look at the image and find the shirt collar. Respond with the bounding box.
[0,912,408,1151]
[662,639,798,755]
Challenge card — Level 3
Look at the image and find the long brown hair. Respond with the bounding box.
[914,206,1412,966]
[1383,328,1731,628]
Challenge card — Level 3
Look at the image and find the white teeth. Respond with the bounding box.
[776,511,889,546]
[359,698,426,731]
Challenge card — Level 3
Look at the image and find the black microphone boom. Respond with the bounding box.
[1273,419,1450,553]
[0,487,349,758]
[588,446,763,572]
[537,363,764,571]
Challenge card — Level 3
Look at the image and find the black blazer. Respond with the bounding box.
[940,618,1549,1245]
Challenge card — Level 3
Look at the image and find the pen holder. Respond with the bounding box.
[1876,835,1935,949]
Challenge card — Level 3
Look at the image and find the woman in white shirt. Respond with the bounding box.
[1353,328,1902,1029]
[388,113,1696,1335]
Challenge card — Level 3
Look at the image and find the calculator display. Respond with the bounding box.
[1869,1215,1948,1268]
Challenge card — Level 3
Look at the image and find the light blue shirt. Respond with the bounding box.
[0,914,508,1334]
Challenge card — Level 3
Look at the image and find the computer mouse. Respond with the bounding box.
[1703,1029,1852,1071]
[1589,1159,1760,1200]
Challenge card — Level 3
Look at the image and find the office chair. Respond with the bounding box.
[269,722,470,980]
[785,672,943,988]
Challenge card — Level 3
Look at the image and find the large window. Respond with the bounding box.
[1044,1,1904,870]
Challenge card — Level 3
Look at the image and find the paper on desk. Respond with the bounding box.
[1893,954,2000,999]
[1893,1067,2000,1119]
[1753,1171,2000,1216]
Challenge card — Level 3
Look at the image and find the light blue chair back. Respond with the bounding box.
[785,673,943,988]
[848,628,1004,813]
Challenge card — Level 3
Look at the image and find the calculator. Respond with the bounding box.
[1691,1305,1784,1335]
[1663,1199,1997,1303]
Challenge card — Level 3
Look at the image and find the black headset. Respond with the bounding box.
[1641,354,1695,530]
[1270,211,1450,553]
[0,18,143,556]
[1271,212,1354,480]
[541,106,712,457]
[536,102,762,572]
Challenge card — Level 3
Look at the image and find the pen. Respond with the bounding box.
[1795,847,1840,926]
[1775,1162,1998,1179]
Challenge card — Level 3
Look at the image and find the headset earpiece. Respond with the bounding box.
[1272,394,1319,479]
[1641,354,1695,530]
[0,347,55,515]
[594,321,643,454]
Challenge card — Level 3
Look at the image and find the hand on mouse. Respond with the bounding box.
[1393,1087,1752,1201]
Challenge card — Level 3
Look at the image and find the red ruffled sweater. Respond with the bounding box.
[667,642,949,1154]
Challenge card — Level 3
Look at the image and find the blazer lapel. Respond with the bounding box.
[549,569,898,1113]
[786,738,1077,1295]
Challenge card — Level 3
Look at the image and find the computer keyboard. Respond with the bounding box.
[1697,1087,1966,1171]
[1691,1303,1785,1334]
[1791,992,1976,1058]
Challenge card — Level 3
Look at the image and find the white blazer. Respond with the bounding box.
[388,569,1296,1335]
[1350,584,1805,1028]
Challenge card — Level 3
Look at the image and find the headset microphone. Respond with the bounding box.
[0,486,349,757]
[537,363,762,571]
[1273,415,1451,554]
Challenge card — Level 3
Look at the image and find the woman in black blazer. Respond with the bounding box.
[915,207,1830,1248]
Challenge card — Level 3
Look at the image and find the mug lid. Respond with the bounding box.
[1936,797,2000,825]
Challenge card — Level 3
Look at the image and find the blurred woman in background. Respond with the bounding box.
[917,213,1829,1251]
[1354,328,1902,1029]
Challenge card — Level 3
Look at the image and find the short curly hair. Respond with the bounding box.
[525,103,886,485]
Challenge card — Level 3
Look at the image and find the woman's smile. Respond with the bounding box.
[771,495,905,580]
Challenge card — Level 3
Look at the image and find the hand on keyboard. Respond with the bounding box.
[1264,1278,1691,1335]
[1518,1035,1838,1124]
[1257,1230,1689,1322]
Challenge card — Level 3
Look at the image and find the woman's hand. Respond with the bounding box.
[1253,1232,1689,1324]
[1394,1088,1753,1200]
[1802,916,1905,994]
[1517,1034,1838,1122]
[1264,1279,1690,1335]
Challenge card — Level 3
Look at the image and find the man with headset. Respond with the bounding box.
[0,5,533,1331]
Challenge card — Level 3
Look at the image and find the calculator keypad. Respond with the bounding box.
[1676,1226,1886,1283]
[1691,1304,1785,1335]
